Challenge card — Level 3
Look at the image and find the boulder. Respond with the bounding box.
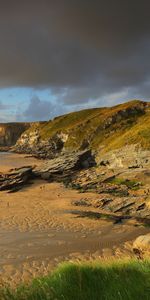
[133,233,150,250]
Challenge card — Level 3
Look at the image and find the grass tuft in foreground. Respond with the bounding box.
[1,260,150,300]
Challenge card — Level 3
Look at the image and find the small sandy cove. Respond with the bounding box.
[0,153,148,287]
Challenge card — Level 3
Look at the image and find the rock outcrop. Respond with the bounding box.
[35,149,95,180]
[15,134,64,159]
[13,122,64,159]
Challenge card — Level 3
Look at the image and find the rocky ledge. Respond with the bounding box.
[0,150,95,192]
[0,166,34,193]
[34,149,95,180]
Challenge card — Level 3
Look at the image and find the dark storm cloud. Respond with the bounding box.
[0,0,150,104]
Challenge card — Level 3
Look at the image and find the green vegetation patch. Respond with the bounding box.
[108,177,141,190]
[1,260,150,300]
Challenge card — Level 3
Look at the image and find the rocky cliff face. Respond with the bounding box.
[14,122,64,158]
[0,123,31,147]
[98,145,150,169]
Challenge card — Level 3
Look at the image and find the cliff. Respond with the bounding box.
[0,123,31,147]
[14,100,150,160]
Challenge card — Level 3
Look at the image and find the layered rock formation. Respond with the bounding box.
[0,166,34,192]
[34,149,95,180]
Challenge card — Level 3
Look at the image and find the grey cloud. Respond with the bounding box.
[20,96,67,122]
[23,96,54,121]
[0,103,16,122]
[0,0,150,109]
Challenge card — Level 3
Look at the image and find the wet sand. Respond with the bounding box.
[0,153,149,286]
[0,152,41,173]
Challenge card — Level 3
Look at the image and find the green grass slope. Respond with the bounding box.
[2,260,150,300]
[23,100,150,153]
[104,108,150,152]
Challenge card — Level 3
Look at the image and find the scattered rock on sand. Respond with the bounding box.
[133,233,150,250]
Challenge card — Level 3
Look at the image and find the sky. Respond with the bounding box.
[0,0,150,122]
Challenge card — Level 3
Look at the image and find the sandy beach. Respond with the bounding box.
[0,153,149,286]
[0,152,41,173]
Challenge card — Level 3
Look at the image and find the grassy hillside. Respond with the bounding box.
[21,100,150,153]
[2,260,150,300]
[104,109,150,152]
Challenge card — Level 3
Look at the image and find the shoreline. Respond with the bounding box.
[0,151,42,173]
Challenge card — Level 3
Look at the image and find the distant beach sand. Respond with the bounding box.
[0,152,41,173]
